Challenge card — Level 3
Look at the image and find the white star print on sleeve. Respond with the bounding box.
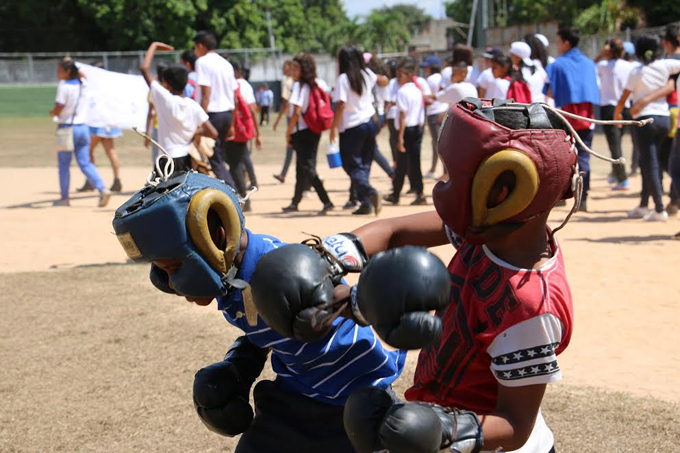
[487,313,564,387]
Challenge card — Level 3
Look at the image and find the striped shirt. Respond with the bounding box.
[217,230,407,405]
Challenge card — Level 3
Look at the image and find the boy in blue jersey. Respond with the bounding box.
[112,171,405,453]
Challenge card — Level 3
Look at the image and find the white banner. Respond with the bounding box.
[76,62,150,131]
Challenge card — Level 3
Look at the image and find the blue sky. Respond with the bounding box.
[342,0,447,19]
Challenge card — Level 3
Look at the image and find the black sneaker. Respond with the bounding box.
[383,193,399,205]
[369,191,382,216]
[410,195,427,206]
[110,178,122,192]
[282,204,298,213]
[243,200,252,212]
[343,200,358,210]
[352,204,373,215]
[77,180,94,192]
[318,202,334,216]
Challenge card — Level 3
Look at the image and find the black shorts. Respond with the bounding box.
[235,380,355,453]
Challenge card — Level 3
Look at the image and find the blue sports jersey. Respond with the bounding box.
[217,230,407,405]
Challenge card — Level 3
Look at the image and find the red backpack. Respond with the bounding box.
[187,77,198,100]
[506,78,532,104]
[233,86,255,143]
[303,86,334,134]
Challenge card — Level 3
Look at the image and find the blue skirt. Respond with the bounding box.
[89,126,122,138]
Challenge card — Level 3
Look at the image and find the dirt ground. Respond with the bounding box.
[1,118,680,452]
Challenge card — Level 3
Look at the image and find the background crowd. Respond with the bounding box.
[51,25,680,239]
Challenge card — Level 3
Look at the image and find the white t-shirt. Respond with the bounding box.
[333,68,377,132]
[474,67,495,90]
[479,75,510,101]
[55,80,89,125]
[237,78,256,105]
[440,65,480,90]
[522,65,549,104]
[395,82,425,129]
[436,81,478,105]
[150,81,210,158]
[374,84,389,116]
[597,59,636,106]
[195,52,237,113]
[625,59,680,117]
[289,78,330,131]
[425,73,449,116]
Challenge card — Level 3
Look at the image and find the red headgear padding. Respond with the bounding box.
[432,99,578,244]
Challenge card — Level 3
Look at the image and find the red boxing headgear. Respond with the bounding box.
[432,99,579,244]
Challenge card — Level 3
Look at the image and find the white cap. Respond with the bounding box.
[510,41,533,66]
[535,33,549,48]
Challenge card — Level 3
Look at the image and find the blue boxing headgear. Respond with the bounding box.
[112,172,245,298]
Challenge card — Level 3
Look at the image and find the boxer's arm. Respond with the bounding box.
[351,211,448,257]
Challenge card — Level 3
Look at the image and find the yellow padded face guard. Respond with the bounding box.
[471,149,540,228]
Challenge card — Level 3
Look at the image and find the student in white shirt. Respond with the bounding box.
[421,55,450,179]
[383,57,427,206]
[614,34,680,222]
[330,46,388,216]
[510,41,548,103]
[226,59,261,211]
[474,47,503,97]
[595,38,636,188]
[140,42,217,177]
[441,44,481,90]
[366,54,396,180]
[435,61,478,105]
[193,31,237,187]
[50,58,110,207]
[272,60,300,184]
[280,54,334,216]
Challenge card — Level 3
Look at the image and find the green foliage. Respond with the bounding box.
[0,0,428,53]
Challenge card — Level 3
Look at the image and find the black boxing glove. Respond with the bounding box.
[343,387,442,453]
[351,246,451,350]
[193,336,268,437]
[149,264,176,294]
[250,244,345,343]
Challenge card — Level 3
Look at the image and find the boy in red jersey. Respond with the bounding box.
[339,99,643,453]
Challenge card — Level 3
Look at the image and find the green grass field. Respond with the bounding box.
[0,85,57,117]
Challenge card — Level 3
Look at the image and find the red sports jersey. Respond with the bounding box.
[405,229,573,415]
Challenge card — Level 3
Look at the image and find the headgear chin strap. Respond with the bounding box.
[433,98,649,244]
[112,172,246,299]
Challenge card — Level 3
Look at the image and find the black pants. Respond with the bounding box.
[260,105,270,125]
[339,120,378,207]
[225,141,249,197]
[291,129,331,205]
[391,126,423,198]
[207,111,236,187]
[243,145,258,188]
[235,380,354,453]
[600,105,629,183]
[633,115,671,213]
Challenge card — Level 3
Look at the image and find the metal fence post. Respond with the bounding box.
[27,54,34,82]
[103,53,109,69]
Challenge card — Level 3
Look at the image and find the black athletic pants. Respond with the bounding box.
[224,141,249,197]
[600,105,629,183]
[391,126,423,198]
[290,128,331,206]
[207,111,236,187]
[260,105,270,125]
[234,380,354,453]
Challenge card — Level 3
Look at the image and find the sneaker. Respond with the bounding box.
[318,202,334,216]
[410,195,427,206]
[273,174,285,184]
[98,189,111,208]
[383,193,399,205]
[643,210,668,222]
[242,200,252,213]
[611,180,630,191]
[352,204,374,215]
[343,200,358,210]
[76,180,94,192]
[110,178,122,192]
[281,204,298,213]
[627,206,650,219]
[607,174,617,184]
[424,171,437,179]
[369,190,382,216]
[666,203,679,216]
[53,199,70,207]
